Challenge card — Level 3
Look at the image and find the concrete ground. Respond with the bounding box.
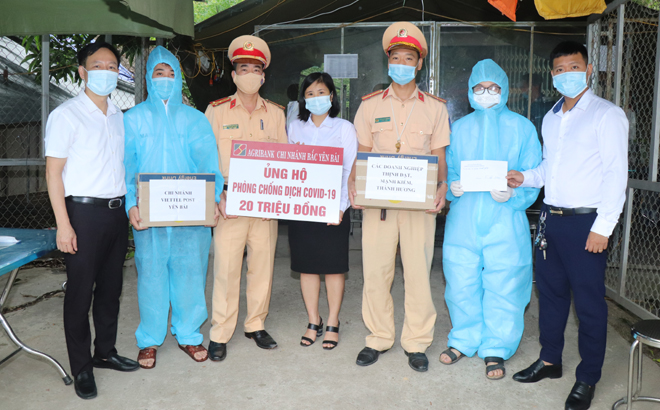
[1,225,659,410]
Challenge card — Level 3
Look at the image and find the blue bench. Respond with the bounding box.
[0,228,72,385]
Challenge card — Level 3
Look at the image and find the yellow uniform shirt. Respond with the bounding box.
[205,93,287,179]
[354,85,450,155]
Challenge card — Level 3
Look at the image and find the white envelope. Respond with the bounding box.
[460,160,508,192]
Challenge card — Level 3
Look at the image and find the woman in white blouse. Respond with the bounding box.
[287,72,357,350]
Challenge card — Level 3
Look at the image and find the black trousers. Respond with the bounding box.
[63,199,128,377]
[536,205,608,386]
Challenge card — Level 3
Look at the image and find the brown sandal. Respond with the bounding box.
[137,347,157,369]
[178,344,208,362]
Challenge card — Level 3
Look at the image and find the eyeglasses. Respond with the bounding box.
[473,84,501,95]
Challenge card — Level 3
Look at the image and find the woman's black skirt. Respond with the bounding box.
[288,211,350,274]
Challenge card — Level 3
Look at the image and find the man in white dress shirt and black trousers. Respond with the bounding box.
[45,42,139,400]
[507,41,628,410]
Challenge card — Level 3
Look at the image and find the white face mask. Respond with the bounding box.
[84,68,118,96]
[474,93,501,109]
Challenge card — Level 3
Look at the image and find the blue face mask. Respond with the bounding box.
[84,69,118,96]
[152,77,175,100]
[388,64,417,86]
[305,95,332,116]
[552,71,588,99]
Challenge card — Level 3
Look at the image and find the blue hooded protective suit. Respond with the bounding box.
[443,59,541,360]
[124,46,223,348]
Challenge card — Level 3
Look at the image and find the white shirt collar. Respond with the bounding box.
[553,88,595,115]
[78,90,118,116]
[306,115,335,128]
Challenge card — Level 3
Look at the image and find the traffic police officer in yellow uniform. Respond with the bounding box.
[348,22,451,372]
[204,35,287,361]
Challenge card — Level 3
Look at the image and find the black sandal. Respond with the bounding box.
[300,317,323,346]
[322,322,340,350]
[439,347,464,365]
[484,356,506,380]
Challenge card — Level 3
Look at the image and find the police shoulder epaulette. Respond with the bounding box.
[265,99,285,110]
[210,97,231,107]
[362,89,385,101]
[423,91,447,103]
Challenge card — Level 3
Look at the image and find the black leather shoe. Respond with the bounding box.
[356,347,387,367]
[513,358,562,383]
[92,353,139,372]
[74,370,97,400]
[208,341,227,361]
[405,351,429,372]
[245,330,277,349]
[565,381,595,410]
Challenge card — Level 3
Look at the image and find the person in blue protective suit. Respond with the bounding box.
[440,59,542,380]
[123,46,223,369]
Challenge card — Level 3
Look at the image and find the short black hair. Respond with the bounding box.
[298,72,340,122]
[287,83,299,101]
[550,41,588,65]
[77,41,121,67]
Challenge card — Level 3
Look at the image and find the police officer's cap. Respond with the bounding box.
[382,22,428,59]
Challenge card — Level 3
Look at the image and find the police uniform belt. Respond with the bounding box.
[66,196,125,209]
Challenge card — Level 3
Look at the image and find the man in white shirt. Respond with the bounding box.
[45,42,139,400]
[507,41,628,410]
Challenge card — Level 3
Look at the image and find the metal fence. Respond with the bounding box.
[588,0,660,319]
[0,35,159,229]
[1,37,52,229]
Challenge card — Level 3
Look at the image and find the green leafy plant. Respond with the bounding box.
[633,0,660,10]
[181,70,196,108]
[20,34,90,84]
[18,34,145,85]
[194,0,245,24]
